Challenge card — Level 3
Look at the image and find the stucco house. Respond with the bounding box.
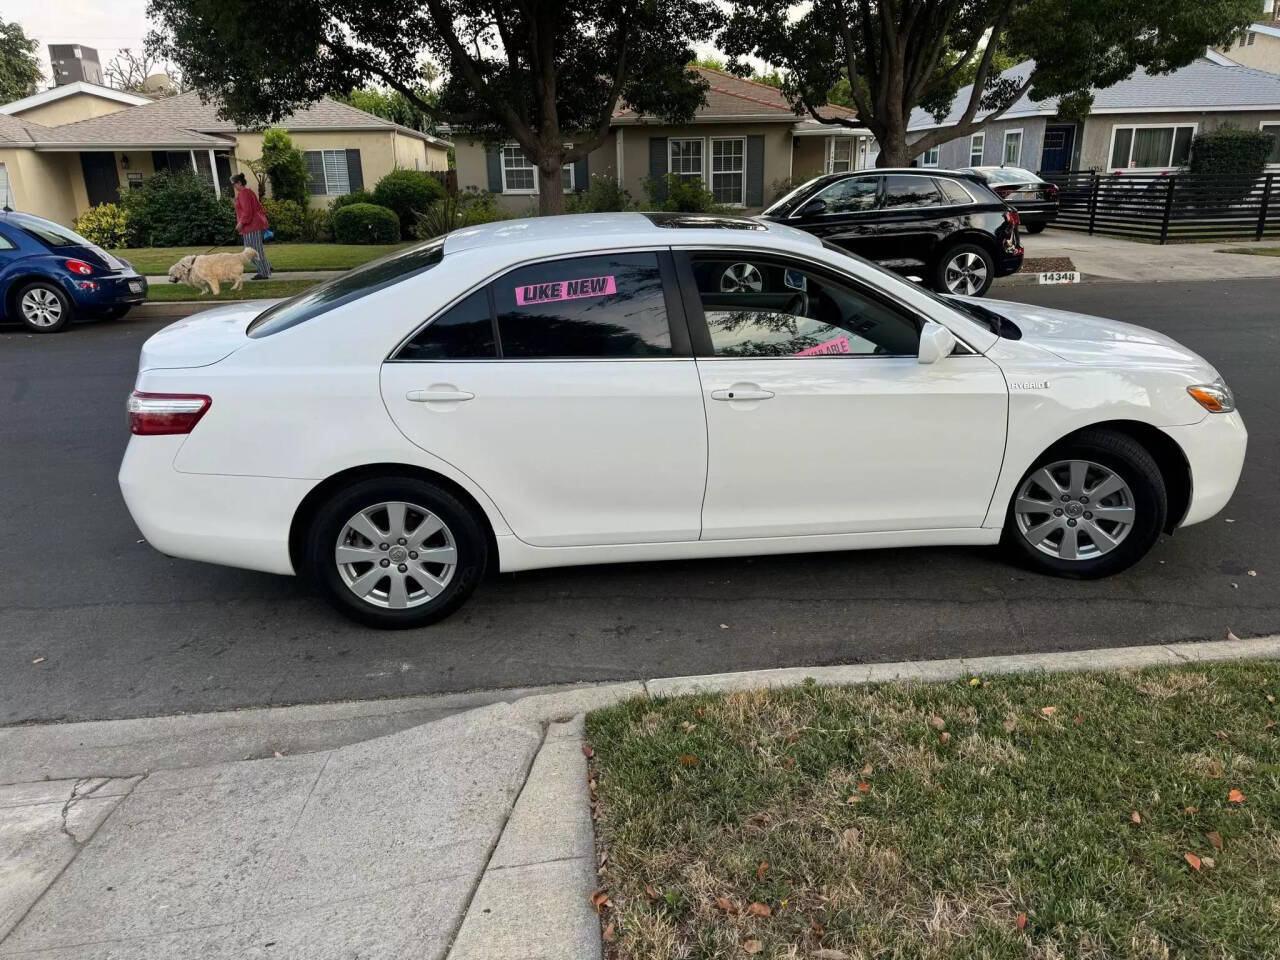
[907,58,1280,175]
[451,67,872,214]
[1215,19,1280,75]
[0,82,452,226]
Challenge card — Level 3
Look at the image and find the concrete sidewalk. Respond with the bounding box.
[1021,230,1280,283]
[3,635,1278,959]
[142,270,341,285]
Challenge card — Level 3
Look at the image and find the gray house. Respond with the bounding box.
[908,58,1280,174]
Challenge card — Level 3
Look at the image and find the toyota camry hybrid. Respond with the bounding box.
[119,213,1246,628]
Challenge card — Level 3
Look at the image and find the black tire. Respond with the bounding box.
[931,242,995,297]
[1002,429,1167,579]
[1023,222,1047,234]
[305,476,488,628]
[101,305,132,321]
[14,281,74,333]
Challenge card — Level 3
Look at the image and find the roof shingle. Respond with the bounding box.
[615,67,855,122]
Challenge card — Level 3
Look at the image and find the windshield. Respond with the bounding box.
[247,239,445,338]
[762,176,826,217]
[9,212,95,248]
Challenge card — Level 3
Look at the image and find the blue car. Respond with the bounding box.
[0,209,147,333]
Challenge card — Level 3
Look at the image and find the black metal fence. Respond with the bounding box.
[1036,171,1280,243]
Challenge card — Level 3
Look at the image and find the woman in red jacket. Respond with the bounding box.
[231,173,271,279]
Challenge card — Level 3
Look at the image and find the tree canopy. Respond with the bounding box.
[0,19,42,104]
[147,0,721,213]
[720,0,1258,167]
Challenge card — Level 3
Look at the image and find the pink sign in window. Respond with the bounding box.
[794,335,851,357]
[514,275,617,306]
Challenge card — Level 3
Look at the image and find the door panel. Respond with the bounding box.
[787,175,881,258]
[875,174,950,266]
[1040,125,1076,174]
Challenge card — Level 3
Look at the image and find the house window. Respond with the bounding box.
[304,150,353,195]
[1109,124,1195,170]
[1002,129,1023,166]
[969,133,984,167]
[829,138,853,173]
[919,144,940,167]
[669,138,704,184]
[0,162,11,209]
[710,137,746,205]
[1262,123,1280,166]
[500,144,574,193]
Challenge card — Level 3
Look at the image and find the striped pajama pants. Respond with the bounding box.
[242,230,271,278]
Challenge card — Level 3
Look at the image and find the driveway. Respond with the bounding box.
[1,277,1276,724]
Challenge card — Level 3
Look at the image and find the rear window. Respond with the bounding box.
[977,167,1041,185]
[247,240,444,338]
[9,212,93,248]
[936,178,974,205]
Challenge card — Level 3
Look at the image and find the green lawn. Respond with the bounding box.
[146,278,319,303]
[114,242,411,275]
[1217,246,1280,257]
[587,662,1280,959]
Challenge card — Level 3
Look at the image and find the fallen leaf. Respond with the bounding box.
[645,883,661,900]
[1016,912,1027,931]
[812,951,849,960]
[1248,570,1257,577]
[590,888,610,912]
[747,902,772,918]
[1203,856,1216,869]
[582,744,595,759]
[602,921,616,943]
[810,918,825,936]
[929,715,946,730]
[857,780,870,793]
[842,826,860,846]
[1073,715,1084,726]
[780,756,796,770]
[1184,852,1202,871]
[1040,706,1058,717]
[31,657,44,665]
[1228,788,1245,804]
[1131,810,1142,825]
[1185,805,1200,815]
[757,860,769,882]
[1206,758,1224,779]
[1003,716,1017,733]
[1216,730,1229,741]
[743,940,763,955]
[1208,831,1223,850]
[598,851,609,867]
[969,677,981,687]
[938,731,951,745]
[695,708,705,718]
[860,762,873,776]
[1267,694,1277,704]
[1227,630,1240,642]
[715,896,738,914]
[679,753,699,767]
[681,720,697,732]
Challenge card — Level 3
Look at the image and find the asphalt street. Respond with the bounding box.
[2,277,1278,723]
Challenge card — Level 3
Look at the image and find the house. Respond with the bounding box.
[0,81,452,226]
[450,67,871,213]
[906,58,1280,175]
[1216,21,1280,75]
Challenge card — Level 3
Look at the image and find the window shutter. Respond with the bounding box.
[648,137,668,202]
[152,151,169,172]
[486,146,503,192]
[745,135,765,207]
[346,149,364,191]
[304,151,326,195]
[573,154,588,193]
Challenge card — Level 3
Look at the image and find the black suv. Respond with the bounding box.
[760,169,1023,297]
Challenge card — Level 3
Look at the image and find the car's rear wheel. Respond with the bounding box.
[932,243,995,297]
[1002,429,1166,579]
[1023,222,1047,234]
[306,477,487,628]
[15,281,73,333]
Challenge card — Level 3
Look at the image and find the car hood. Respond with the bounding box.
[971,297,1215,371]
[139,301,279,371]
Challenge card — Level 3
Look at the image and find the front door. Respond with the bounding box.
[80,153,120,206]
[381,250,708,547]
[1040,125,1076,173]
[785,174,882,258]
[678,250,1007,539]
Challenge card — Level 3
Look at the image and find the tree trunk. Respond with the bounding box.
[876,113,911,168]
[537,157,565,215]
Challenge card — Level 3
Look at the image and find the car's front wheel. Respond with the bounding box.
[932,243,995,297]
[15,281,73,333]
[305,477,488,628]
[1003,429,1167,579]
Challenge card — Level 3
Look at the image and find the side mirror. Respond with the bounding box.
[796,198,827,218]
[917,321,957,365]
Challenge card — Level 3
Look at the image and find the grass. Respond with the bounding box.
[1217,246,1280,257]
[113,242,411,275]
[586,662,1280,959]
[146,278,319,303]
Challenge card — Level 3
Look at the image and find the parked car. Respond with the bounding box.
[957,166,1060,233]
[0,210,147,333]
[119,213,1245,629]
[760,169,1022,296]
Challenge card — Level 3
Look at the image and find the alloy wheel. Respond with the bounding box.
[1013,459,1136,561]
[720,262,764,293]
[21,288,63,328]
[942,252,988,295]
[334,501,457,609]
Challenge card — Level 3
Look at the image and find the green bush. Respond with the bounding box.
[119,170,236,246]
[413,187,513,239]
[329,188,375,211]
[73,203,130,248]
[261,197,305,241]
[564,175,633,213]
[261,128,310,205]
[372,169,445,238]
[302,207,331,242]
[331,202,400,244]
[1188,128,1274,176]
[643,173,726,213]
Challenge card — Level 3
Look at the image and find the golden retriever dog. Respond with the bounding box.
[167,248,259,295]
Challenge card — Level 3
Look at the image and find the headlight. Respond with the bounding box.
[1187,378,1235,414]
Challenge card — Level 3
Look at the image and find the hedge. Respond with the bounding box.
[372,169,445,238]
[331,202,400,244]
[1189,129,1274,177]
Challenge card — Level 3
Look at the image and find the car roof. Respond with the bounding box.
[442,211,822,257]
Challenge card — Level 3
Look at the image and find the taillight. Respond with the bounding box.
[127,391,211,435]
[1046,183,1060,199]
[1005,208,1021,228]
[65,259,94,276]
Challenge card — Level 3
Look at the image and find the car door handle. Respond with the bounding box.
[710,387,774,402]
[406,388,475,402]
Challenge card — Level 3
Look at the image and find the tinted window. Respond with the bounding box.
[811,176,879,214]
[936,178,973,205]
[398,290,495,360]
[494,253,671,358]
[882,175,942,209]
[248,241,444,337]
[690,257,921,358]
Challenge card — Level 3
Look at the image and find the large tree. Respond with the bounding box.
[0,19,42,104]
[720,0,1257,167]
[147,0,721,214]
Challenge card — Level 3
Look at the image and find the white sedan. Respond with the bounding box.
[119,213,1246,628]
